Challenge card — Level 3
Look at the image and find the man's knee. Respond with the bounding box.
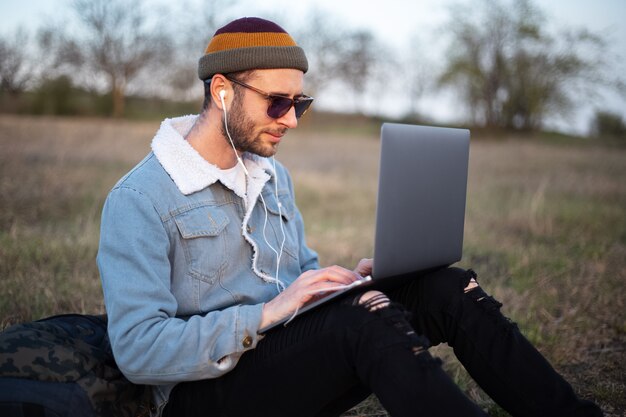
[464,277,479,293]
[356,290,390,311]
[351,291,432,357]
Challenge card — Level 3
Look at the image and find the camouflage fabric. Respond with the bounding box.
[0,314,151,417]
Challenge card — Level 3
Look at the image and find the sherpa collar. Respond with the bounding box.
[150,115,275,197]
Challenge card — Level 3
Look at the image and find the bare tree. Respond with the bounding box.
[41,0,174,117]
[439,0,614,131]
[401,33,433,121]
[502,27,611,130]
[337,30,380,113]
[0,28,34,97]
[37,26,84,82]
[439,0,519,127]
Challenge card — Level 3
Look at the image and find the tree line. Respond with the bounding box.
[0,0,624,136]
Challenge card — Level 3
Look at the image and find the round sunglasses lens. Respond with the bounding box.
[268,97,294,118]
[294,100,313,118]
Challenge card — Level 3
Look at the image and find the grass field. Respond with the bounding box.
[1,114,625,416]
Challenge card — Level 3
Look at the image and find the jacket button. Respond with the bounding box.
[242,335,253,348]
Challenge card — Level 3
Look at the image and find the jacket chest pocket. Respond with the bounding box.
[174,206,230,283]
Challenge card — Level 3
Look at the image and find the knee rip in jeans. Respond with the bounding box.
[355,291,429,357]
[462,274,516,331]
[463,277,480,294]
[463,270,481,294]
[463,272,496,306]
[463,279,503,313]
[357,291,390,311]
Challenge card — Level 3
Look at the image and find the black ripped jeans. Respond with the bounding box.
[162,267,602,417]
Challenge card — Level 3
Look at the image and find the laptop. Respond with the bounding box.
[259,123,470,333]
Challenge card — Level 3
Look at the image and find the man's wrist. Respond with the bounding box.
[259,301,275,330]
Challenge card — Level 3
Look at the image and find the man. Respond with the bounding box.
[98,17,602,417]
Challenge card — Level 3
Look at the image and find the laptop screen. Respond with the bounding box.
[372,123,470,279]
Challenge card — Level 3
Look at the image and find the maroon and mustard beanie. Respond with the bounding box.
[198,17,308,81]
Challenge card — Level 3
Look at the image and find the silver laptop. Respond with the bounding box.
[259,123,470,333]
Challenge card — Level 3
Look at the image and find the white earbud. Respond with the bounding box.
[219,89,226,102]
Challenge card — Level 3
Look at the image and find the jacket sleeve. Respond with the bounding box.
[97,186,263,385]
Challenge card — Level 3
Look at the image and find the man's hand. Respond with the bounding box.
[260,266,360,329]
[353,258,373,278]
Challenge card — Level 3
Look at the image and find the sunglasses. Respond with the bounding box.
[224,75,314,119]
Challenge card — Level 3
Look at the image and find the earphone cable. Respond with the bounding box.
[220,92,286,292]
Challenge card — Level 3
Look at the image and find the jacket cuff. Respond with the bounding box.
[235,303,265,352]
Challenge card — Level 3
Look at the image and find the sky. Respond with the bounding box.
[1,0,625,134]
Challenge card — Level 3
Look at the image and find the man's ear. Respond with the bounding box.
[210,74,229,109]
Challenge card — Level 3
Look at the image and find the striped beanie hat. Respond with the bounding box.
[198,17,308,81]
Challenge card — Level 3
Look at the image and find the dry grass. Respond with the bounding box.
[1,115,624,416]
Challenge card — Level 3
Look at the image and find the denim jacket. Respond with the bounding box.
[97,115,319,414]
